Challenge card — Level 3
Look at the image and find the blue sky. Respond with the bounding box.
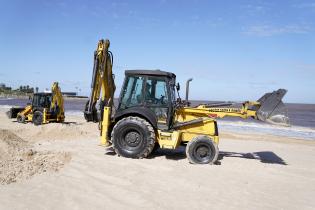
[0,0,314,103]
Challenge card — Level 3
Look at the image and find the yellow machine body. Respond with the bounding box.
[101,108,219,149]
[14,82,65,125]
[51,82,65,122]
[157,120,218,149]
[86,38,289,164]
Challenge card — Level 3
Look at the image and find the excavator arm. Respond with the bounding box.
[51,82,64,114]
[179,89,290,126]
[50,82,65,122]
[84,39,116,122]
[84,39,116,145]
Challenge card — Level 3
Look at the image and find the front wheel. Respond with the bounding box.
[186,135,219,164]
[17,115,25,123]
[111,116,155,158]
[32,111,43,126]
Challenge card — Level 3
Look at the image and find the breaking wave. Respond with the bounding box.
[218,120,315,140]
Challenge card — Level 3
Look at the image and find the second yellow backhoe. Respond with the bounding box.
[84,39,289,164]
[7,82,65,125]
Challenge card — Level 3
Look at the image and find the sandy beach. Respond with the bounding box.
[1,109,315,210]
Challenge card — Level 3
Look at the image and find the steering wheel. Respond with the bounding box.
[155,95,165,105]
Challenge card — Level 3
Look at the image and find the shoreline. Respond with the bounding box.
[0,94,88,100]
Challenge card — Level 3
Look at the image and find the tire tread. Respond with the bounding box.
[111,116,155,159]
[186,135,219,164]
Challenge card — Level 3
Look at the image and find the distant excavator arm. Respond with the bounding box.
[51,82,64,115]
[50,82,65,122]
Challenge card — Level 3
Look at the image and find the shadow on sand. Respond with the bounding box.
[149,146,187,161]
[105,146,287,165]
[218,151,287,165]
[104,146,187,161]
[62,121,78,125]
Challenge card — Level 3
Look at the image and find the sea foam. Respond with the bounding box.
[218,120,315,140]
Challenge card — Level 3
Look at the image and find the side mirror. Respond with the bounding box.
[176,83,180,91]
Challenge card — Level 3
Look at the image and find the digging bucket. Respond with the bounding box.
[256,89,290,126]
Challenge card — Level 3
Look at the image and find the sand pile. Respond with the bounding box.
[0,129,71,185]
[32,122,98,141]
[10,122,99,142]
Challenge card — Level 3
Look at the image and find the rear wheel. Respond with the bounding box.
[111,116,155,158]
[32,111,43,126]
[186,135,219,164]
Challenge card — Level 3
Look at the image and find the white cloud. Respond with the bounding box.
[243,24,312,36]
[241,4,268,14]
[293,2,315,9]
[296,64,315,74]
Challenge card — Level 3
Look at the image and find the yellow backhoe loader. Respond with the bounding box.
[84,39,289,164]
[7,82,65,125]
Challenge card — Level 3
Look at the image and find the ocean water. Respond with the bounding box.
[1,97,314,140]
[217,120,315,140]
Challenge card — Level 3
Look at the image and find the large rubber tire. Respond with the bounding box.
[111,116,155,158]
[32,111,43,126]
[186,135,219,164]
[17,115,25,123]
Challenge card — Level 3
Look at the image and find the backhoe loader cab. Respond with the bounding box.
[32,93,52,110]
[116,70,176,130]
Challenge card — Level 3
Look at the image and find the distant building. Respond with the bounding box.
[62,92,77,97]
[42,88,77,97]
[43,88,51,93]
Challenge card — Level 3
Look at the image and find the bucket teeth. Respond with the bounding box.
[257,89,290,126]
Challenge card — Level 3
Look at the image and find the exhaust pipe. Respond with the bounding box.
[185,78,193,106]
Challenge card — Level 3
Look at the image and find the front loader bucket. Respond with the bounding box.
[256,89,290,126]
[6,107,24,119]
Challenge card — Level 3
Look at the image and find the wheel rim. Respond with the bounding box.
[118,128,144,152]
[193,143,214,163]
[125,131,141,147]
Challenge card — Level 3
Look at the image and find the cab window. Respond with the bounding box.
[119,76,144,109]
[145,77,168,106]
